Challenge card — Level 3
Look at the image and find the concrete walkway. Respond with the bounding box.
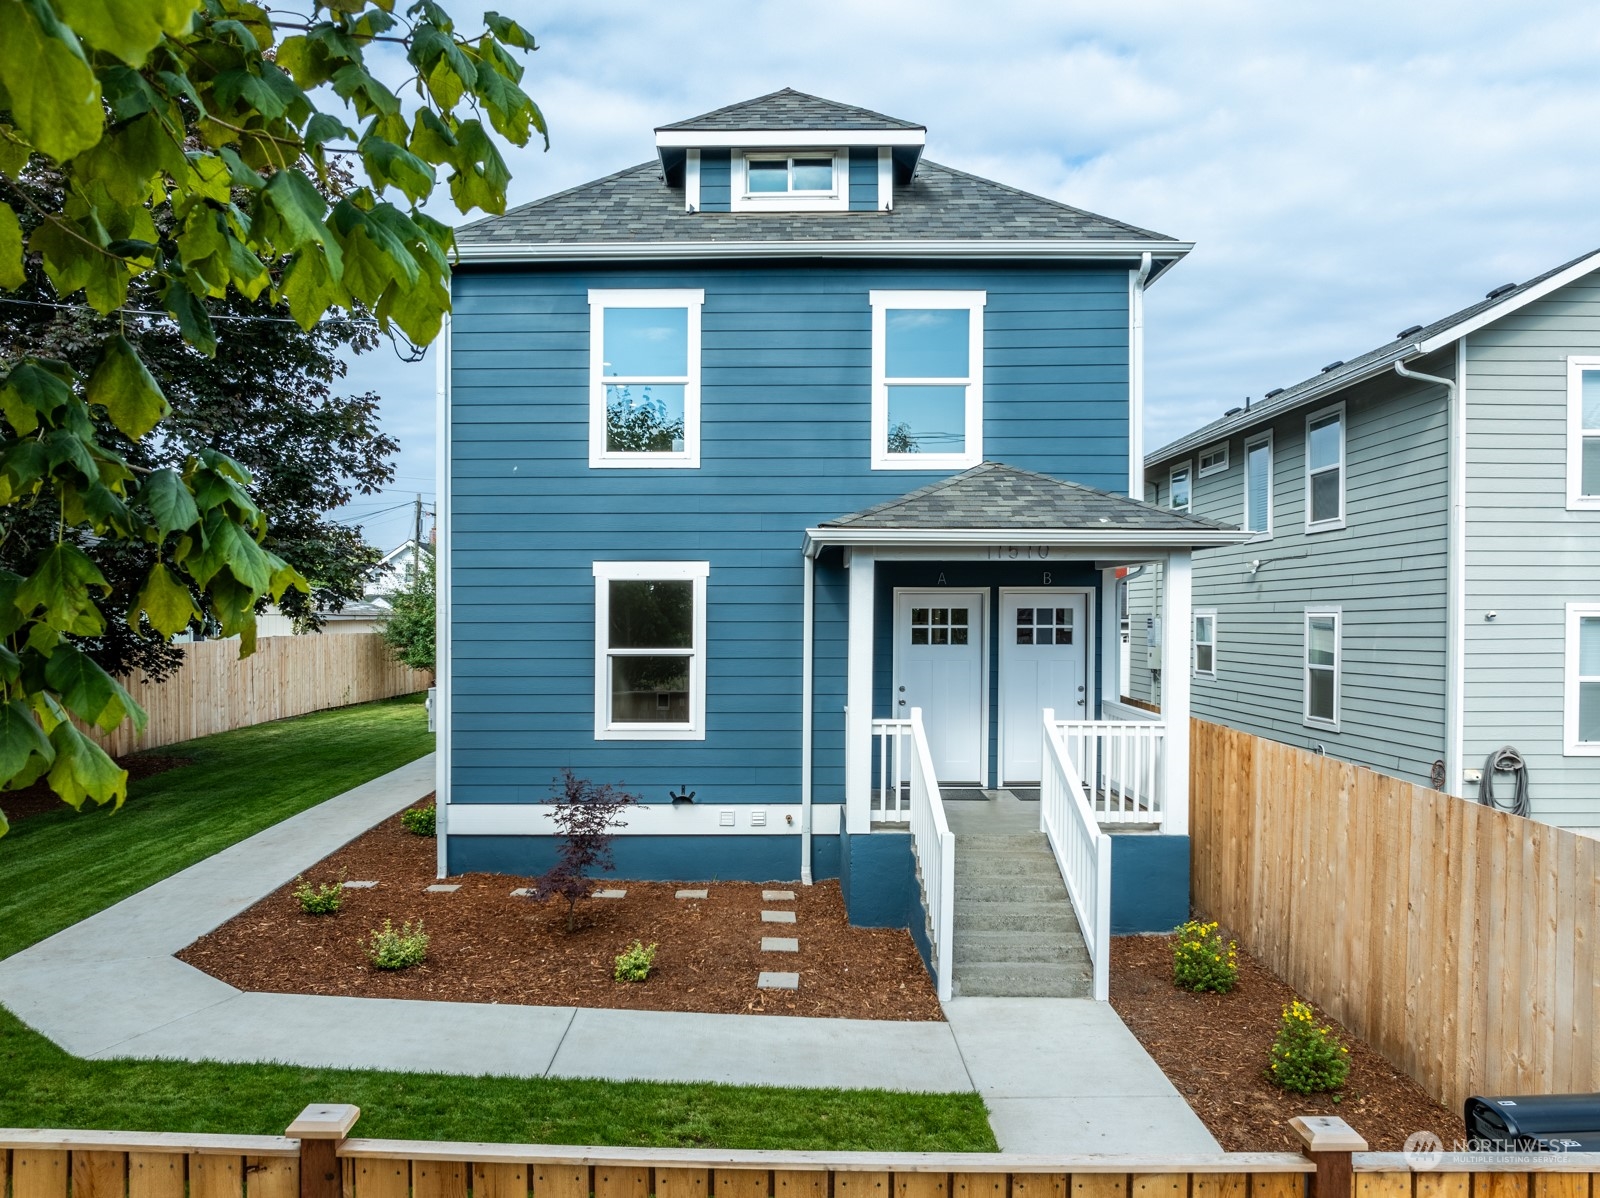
[0,756,1217,1154]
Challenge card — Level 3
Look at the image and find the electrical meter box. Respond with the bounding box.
[1145,616,1162,670]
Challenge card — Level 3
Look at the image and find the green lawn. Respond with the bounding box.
[0,695,995,1150]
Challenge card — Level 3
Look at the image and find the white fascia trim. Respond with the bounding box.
[656,129,926,149]
[1419,250,1600,355]
[593,560,710,742]
[587,289,705,470]
[1567,355,1600,510]
[870,289,986,471]
[449,802,844,837]
[453,239,1194,264]
[804,527,1257,553]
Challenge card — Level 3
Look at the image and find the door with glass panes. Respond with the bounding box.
[893,591,986,784]
[999,590,1089,785]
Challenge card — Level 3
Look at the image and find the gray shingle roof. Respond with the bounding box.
[657,88,924,133]
[820,463,1240,533]
[456,159,1179,248]
[1150,245,1600,466]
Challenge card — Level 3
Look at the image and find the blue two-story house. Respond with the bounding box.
[435,90,1247,999]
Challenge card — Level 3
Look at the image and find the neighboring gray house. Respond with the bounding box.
[1128,246,1600,831]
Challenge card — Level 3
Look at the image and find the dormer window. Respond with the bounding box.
[732,150,848,212]
[747,155,835,194]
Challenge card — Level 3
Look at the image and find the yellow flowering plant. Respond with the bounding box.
[1268,1000,1351,1094]
[1172,918,1239,993]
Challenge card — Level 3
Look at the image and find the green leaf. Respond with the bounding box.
[74,111,189,204]
[408,108,457,164]
[46,720,127,812]
[472,65,535,145]
[163,279,218,356]
[0,202,26,290]
[130,563,199,636]
[56,0,201,68]
[484,11,538,50]
[280,244,347,329]
[16,543,111,636]
[258,169,340,277]
[188,510,272,592]
[136,468,201,539]
[44,642,143,733]
[446,119,511,215]
[361,137,434,204]
[86,335,171,440]
[0,0,104,162]
[0,125,31,177]
[0,360,74,436]
[0,700,55,798]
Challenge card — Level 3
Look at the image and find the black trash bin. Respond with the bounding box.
[1464,1095,1600,1151]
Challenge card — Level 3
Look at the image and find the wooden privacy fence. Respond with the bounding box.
[1190,718,1598,1115]
[93,634,430,756]
[4,1107,1600,1198]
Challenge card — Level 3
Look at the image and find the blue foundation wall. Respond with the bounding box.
[1108,832,1190,933]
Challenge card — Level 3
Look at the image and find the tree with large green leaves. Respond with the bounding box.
[0,0,544,834]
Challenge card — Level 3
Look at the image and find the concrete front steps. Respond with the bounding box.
[951,831,1092,998]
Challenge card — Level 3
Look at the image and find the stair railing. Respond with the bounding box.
[1040,707,1112,1001]
[869,716,913,823]
[907,707,956,1001]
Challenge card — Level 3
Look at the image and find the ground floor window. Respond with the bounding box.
[1565,604,1600,754]
[1303,608,1340,730]
[1194,609,1216,677]
[593,561,708,740]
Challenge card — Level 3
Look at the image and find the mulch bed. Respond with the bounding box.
[178,800,943,1021]
[0,753,194,823]
[1111,932,1461,1151]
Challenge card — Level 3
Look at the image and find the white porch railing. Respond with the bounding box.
[869,716,912,823]
[906,707,956,1001]
[1055,718,1167,826]
[1040,708,1112,1002]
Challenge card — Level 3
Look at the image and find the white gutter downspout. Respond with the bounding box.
[800,552,815,885]
[1129,252,1153,499]
[1394,353,1464,796]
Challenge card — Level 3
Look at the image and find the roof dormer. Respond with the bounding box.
[654,88,926,214]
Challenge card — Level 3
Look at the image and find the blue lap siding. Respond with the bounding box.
[448,261,1131,816]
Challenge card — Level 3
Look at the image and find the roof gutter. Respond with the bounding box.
[804,525,1254,556]
[453,239,1194,265]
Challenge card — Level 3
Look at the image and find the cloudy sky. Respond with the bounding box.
[346,1,1600,549]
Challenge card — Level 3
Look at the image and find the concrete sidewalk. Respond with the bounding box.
[0,755,1217,1153]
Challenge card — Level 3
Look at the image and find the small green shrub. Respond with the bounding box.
[400,804,436,837]
[369,919,429,970]
[614,940,657,982]
[1269,999,1351,1094]
[1172,918,1238,993]
[292,875,344,915]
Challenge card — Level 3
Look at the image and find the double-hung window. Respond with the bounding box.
[1244,432,1273,536]
[588,290,704,468]
[1304,609,1341,730]
[1566,357,1600,509]
[1564,604,1600,754]
[870,290,985,469]
[593,561,709,740]
[1193,609,1217,678]
[1169,463,1192,512]
[1305,404,1345,531]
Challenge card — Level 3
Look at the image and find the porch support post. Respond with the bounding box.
[1161,549,1192,836]
[1099,566,1121,714]
[845,549,876,835]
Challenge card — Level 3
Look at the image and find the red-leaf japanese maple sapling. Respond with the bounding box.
[530,770,640,931]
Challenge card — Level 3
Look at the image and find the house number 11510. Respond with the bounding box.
[985,546,1051,559]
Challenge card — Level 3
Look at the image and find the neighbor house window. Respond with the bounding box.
[593,561,709,740]
[1169,464,1192,512]
[1566,357,1600,509]
[733,152,847,211]
[1194,609,1217,678]
[1244,432,1273,536]
[1564,604,1600,754]
[1305,404,1345,530]
[1304,609,1341,730]
[588,290,704,468]
[870,290,985,469]
[1198,443,1229,477]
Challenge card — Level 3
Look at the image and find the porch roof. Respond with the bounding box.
[805,462,1251,553]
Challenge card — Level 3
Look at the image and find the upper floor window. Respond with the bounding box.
[593,561,709,741]
[1198,443,1229,477]
[1305,404,1345,531]
[588,290,704,469]
[870,290,985,470]
[1304,608,1341,730]
[1244,431,1273,536]
[733,151,847,212]
[1169,464,1192,512]
[1567,357,1600,510]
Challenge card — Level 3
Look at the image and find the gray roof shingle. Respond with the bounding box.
[820,462,1240,534]
[657,88,924,132]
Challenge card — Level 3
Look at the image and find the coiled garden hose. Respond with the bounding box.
[1478,745,1530,817]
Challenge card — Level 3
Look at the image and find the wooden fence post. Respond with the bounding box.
[1290,1115,1367,1198]
[288,1104,361,1198]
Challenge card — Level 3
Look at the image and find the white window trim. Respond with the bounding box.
[731,151,849,212]
[1244,430,1274,540]
[869,289,986,470]
[587,289,704,470]
[1198,442,1229,477]
[593,561,709,741]
[1566,356,1600,510]
[1169,462,1192,512]
[1304,402,1347,533]
[1563,603,1600,755]
[1303,607,1342,731]
[1193,608,1217,679]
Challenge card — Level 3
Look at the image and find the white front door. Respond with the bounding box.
[1000,590,1089,784]
[894,591,985,784]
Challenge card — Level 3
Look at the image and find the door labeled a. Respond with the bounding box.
[1000,592,1088,784]
[895,591,985,784]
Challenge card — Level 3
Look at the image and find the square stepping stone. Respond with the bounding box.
[424,884,460,893]
[594,889,627,899]
[762,890,796,901]
[675,889,708,900]
[758,971,799,990]
[761,937,799,953]
[341,880,378,889]
[761,909,796,924]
